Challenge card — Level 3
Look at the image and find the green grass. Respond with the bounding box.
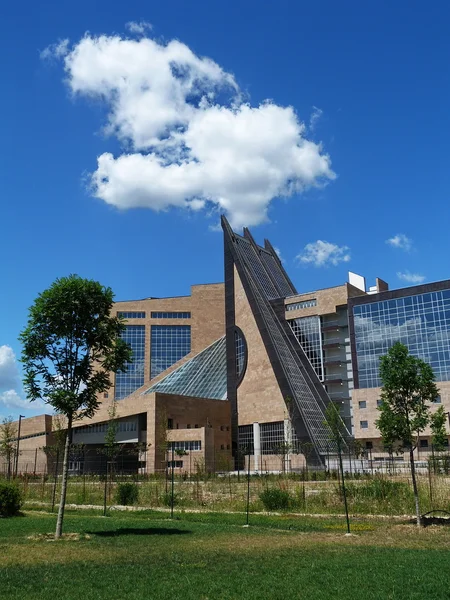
[1,510,450,599]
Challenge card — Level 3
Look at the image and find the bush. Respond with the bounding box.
[162,492,179,507]
[0,482,23,517]
[260,488,291,511]
[115,482,139,506]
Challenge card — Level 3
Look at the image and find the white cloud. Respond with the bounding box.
[40,38,70,60]
[0,345,20,391]
[297,240,350,267]
[126,21,153,35]
[273,247,284,263]
[397,271,426,284]
[309,106,323,131]
[386,234,412,252]
[46,30,335,229]
[0,389,44,412]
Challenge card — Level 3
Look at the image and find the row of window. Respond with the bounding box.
[74,421,138,435]
[151,312,191,319]
[365,439,449,450]
[168,441,201,451]
[168,419,229,431]
[286,299,317,311]
[117,311,192,320]
[358,397,441,410]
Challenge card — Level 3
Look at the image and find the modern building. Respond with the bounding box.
[5,219,450,475]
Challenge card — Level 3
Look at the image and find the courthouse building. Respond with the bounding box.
[8,218,450,474]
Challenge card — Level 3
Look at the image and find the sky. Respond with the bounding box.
[2,0,450,420]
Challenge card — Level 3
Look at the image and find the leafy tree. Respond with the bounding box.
[430,405,447,452]
[0,417,17,480]
[20,275,131,539]
[376,342,439,526]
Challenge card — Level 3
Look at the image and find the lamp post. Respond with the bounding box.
[15,415,25,478]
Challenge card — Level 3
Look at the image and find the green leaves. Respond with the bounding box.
[376,342,439,451]
[20,274,132,422]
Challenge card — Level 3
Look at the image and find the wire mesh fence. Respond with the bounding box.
[3,447,450,520]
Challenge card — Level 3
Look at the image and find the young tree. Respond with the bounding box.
[430,405,448,452]
[20,275,131,539]
[376,342,440,526]
[0,417,17,480]
[324,402,351,533]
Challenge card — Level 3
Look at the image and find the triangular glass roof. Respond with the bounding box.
[144,336,227,400]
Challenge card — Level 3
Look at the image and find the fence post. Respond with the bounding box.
[51,450,59,513]
[33,448,38,477]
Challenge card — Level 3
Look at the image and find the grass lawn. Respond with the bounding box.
[1,510,450,599]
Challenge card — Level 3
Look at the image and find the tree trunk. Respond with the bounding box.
[55,417,72,539]
[409,447,421,527]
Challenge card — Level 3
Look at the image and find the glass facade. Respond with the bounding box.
[289,316,324,381]
[115,325,145,399]
[151,312,191,319]
[117,311,146,319]
[150,325,191,379]
[146,336,226,400]
[353,289,450,388]
[286,299,317,311]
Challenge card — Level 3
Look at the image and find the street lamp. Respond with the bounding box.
[15,415,25,478]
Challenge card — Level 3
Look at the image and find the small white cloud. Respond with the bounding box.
[126,21,153,35]
[297,240,350,267]
[397,271,426,284]
[40,38,70,60]
[0,389,44,411]
[309,106,323,131]
[273,247,285,263]
[386,234,412,252]
[0,346,20,391]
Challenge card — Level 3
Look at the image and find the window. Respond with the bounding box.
[434,396,442,404]
[168,441,201,451]
[221,444,225,450]
[115,325,145,400]
[289,316,324,381]
[220,425,225,431]
[167,419,173,430]
[360,420,368,429]
[235,327,247,383]
[444,439,449,447]
[377,400,382,407]
[150,325,191,379]
[227,444,230,450]
[353,288,450,388]
[194,424,199,429]
[286,299,317,311]
[226,426,230,431]
[365,441,373,450]
[103,392,109,399]
[117,312,146,319]
[151,312,191,319]
[167,460,183,468]
[187,424,191,429]
[420,439,429,448]
[358,401,367,409]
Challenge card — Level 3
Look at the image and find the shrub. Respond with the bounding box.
[0,482,23,517]
[115,482,139,506]
[260,488,291,511]
[162,492,178,507]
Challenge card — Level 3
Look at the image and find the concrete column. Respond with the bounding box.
[253,422,261,473]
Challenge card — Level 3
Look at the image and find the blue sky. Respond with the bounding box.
[2,0,450,419]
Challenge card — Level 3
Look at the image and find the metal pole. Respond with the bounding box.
[51,450,59,513]
[15,415,24,478]
[246,452,251,526]
[428,461,433,508]
[171,446,175,519]
[103,461,108,516]
[338,441,351,534]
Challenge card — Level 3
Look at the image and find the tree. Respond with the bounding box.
[0,417,17,480]
[324,401,351,534]
[375,342,439,526]
[20,275,131,539]
[430,406,447,452]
